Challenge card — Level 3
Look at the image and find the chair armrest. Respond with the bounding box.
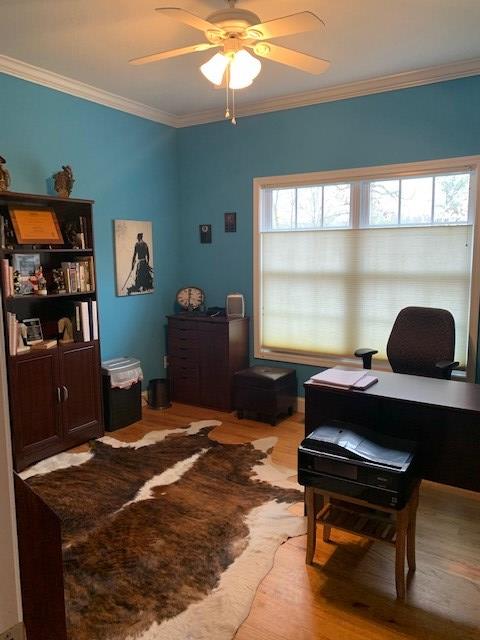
[354,348,378,370]
[435,360,460,380]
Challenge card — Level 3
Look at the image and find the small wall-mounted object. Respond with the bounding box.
[224,212,237,232]
[200,224,212,243]
[226,293,245,318]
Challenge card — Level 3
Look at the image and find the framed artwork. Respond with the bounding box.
[9,206,63,245]
[200,224,212,243]
[224,212,237,232]
[114,220,154,296]
[23,318,43,345]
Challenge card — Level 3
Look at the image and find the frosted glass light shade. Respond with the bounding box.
[229,50,261,89]
[200,53,229,86]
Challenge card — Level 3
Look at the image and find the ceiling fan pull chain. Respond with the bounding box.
[225,66,231,119]
[232,88,237,125]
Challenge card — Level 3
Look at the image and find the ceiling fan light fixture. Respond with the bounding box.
[200,52,229,86]
[228,49,261,89]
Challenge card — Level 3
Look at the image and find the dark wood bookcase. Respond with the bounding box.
[0,191,103,471]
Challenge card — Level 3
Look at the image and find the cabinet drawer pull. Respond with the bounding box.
[57,387,62,403]
[62,386,69,402]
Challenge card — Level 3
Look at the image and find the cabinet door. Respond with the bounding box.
[199,324,230,410]
[59,342,103,443]
[9,351,62,471]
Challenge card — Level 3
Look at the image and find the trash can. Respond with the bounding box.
[102,357,143,431]
[148,378,171,409]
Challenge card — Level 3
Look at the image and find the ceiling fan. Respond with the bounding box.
[130,1,330,123]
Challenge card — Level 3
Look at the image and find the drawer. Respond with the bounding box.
[169,359,199,379]
[168,319,198,332]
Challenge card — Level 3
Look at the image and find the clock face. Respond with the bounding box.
[176,286,205,311]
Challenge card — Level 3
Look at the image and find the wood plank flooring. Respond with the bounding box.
[99,402,480,640]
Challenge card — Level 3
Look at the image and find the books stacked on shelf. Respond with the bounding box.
[309,367,378,390]
[1,258,13,297]
[61,257,95,293]
[73,300,99,343]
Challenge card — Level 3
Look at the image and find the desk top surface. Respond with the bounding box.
[304,370,480,414]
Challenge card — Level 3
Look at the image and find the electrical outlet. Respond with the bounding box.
[0,622,25,640]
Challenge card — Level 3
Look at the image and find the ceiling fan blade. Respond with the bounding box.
[247,12,324,41]
[130,43,218,66]
[155,7,224,35]
[251,43,330,75]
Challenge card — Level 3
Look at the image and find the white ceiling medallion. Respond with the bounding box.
[1,54,480,129]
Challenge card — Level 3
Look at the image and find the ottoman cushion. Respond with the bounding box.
[234,366,296,389]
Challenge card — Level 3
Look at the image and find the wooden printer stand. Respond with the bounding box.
[305,482,420,599]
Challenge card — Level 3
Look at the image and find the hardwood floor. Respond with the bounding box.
[99,402,480,640]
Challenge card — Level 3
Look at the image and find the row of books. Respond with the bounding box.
[1,258,14,297]
[6,301,99,356]
[61,258,95,293]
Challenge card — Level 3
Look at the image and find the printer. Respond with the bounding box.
[298,422,419,509]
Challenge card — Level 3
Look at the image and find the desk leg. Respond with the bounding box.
[306,487,317,565]
[395,508,408,600]
[407,485,419,572]
[322,496,331,542]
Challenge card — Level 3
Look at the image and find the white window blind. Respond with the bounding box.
[256,162,478,371]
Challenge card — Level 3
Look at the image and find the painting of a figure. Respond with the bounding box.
[114,220,154,296]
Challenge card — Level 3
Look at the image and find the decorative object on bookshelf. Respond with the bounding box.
[9,206,64,245]
[0,155,11,192]
[114,220,154,296]
[53,165,75,198]
[62,216,87,249]
[51,268,67,294]
[58,317,74,343]
[16,323,30,354]
[23,317,44,345]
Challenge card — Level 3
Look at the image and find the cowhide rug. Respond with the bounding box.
[21,420,306,640]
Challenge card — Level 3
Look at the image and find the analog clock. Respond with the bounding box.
[176,286,205,311]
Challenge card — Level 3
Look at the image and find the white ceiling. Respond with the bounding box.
[1,0,480,118]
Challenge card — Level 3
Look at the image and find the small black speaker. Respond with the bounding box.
[226,293,245,318]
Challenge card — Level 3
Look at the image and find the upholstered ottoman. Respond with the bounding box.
[233,366,297,425]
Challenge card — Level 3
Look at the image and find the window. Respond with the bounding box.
[254,158,480,378]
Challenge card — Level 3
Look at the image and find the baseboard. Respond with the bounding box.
[296,396,305,414]
[0,622,25,640]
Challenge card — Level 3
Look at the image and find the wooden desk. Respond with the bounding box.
[304,371,480,493]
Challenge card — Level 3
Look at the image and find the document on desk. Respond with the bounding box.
[309,367,378,390]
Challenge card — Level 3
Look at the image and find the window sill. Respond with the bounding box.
[255,349,470,381]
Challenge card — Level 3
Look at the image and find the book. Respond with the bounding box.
[1,258,10,297]
[73,302,83,341]
[90,300,99,340]
[31,339,57,350]
[80,301,91,342]
[309,367,378,390]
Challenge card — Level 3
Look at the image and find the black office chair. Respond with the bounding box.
[355,306,459,380]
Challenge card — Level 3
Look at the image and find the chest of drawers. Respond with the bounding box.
[167,314,249,411]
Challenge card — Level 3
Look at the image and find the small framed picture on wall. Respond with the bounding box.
[200,224,212,243]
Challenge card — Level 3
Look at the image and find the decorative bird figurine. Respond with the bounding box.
[0,155,11,192]
[53,165,75,197]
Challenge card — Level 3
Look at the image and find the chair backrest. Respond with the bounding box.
[386,306,456,378]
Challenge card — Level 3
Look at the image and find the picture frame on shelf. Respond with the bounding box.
[12,253,41,295]
[9,206,64,245]
[23,317,44,345]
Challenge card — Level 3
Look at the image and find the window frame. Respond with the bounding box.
[253,156,480,382]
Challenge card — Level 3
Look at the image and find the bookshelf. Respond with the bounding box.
[0,191,103,471]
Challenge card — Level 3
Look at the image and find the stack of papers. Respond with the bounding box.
[309,367,378,390]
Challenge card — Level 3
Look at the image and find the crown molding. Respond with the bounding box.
[175,57,480,127]
[0,55,178,127]
[1,54,480,129]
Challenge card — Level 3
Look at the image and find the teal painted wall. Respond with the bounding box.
[2,72,480,393]
[0,72,179,384]
[177,76,480,391]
